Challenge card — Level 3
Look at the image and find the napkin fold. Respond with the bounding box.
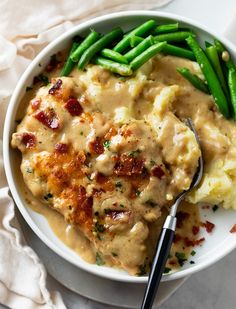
[224,12,236,45]
[0,1,173,308]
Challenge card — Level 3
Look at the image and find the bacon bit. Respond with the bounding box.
[48,79,62,95]
[30,98,41,110]
[200,221,215,233]
[230,224,236,233]
[173,234,182,244]
[205,221,215,233]
[194,237,205,245]
[192,225,200,235]
[184,237,194,247]
[64,98,83,116]
[176,211,190,228]
[21,133,36,148]
[89,137,104,155]
[54,143,68,154]
[151,166,165,179]
[34,110,60,130]
[114,154,144,176]
[184,236,205,247]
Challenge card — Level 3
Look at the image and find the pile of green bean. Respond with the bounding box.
[60,19,236,120]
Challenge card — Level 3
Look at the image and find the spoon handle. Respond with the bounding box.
[141,215,176,309]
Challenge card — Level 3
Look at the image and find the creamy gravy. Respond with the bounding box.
[14,52,231,275]
[27,192,96,264]
[21,180,200,271]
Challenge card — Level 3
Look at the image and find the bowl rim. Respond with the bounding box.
[3,10,236,284]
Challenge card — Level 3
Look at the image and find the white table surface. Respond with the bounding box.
[2,0,236,308]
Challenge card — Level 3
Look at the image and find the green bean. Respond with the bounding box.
[177,67,209,94]
[113,20,156,53]
[155,31,195,43]
[70,30,100,62]
[61,41,80,76]
[214,39,235,70]
[152,22,179,35]
[186,36,229,118]
[162,44,195,60]
[129,36,144,48]
[78,27,123,70]
[128,38,195,61]
[130,42,167,71]
[93,56,133,76]
[124,35,155,62]
[205,45,229,98]
[205,41,213,48]
[100,48,128,64]
[228,68,236,120]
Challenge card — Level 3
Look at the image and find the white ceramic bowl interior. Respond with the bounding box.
[3,11,236,283]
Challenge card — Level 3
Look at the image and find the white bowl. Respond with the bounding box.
[3,11,236,283]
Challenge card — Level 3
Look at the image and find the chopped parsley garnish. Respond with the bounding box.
[26,86,33,92]
[120,204,125,208]
[137,264,147,276]
[26,167,33,173]
[96,234,102,241]
[44,193,53,201]
[103,140,111,150]
[112,252,118,257]
[118,76,126,81]
[80,131,84,136]
[34,73,49,85]
[175,252,187,267]
[190,261,195,264]
[94,222,105,233]
[191,250,196,256]
[115,181,122,188]
[128,149,141,157]
[86,174,92,181]
[145,199,157,207]
[95,252,105,266]
[164,267,172,274]
[212,205,219,212]
[136,190,141,197]
[150,159,156,167]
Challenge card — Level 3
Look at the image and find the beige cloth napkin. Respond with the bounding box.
[224,12,236,45]
[0,1,173,308]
